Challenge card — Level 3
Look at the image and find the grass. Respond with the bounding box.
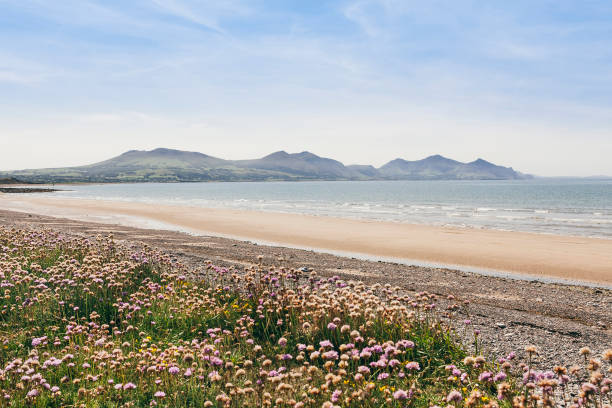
[0,226,610,407]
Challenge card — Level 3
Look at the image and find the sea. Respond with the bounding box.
[47,178,612,239]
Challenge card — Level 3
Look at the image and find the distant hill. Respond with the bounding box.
[0,177,30,185]
[1,148,532,183]
[234,151,366,179]
[378,155,526,180]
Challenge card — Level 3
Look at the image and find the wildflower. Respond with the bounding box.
[478,371,493,382]
[322,350,338,360]
[358,366,370,374]
[331,389,341,403]
[31,336,46,347]
[168,366,180,375]
[278,337,287,346]
[319,340,333,348]
[154,391,166,398]
[123,382,137,390]
[393,389,409,400]
[27,389,39,398]
[446,390,462,402]
[494,371,507,382]
[405,361,420,371]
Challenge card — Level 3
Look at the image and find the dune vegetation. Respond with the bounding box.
[0,226,610,407]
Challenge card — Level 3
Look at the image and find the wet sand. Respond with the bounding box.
[1,194,611,285]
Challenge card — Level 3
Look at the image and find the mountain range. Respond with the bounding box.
[1,148,532,183]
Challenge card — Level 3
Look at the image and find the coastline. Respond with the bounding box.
[1,194,611,285]
[0,207,610,372]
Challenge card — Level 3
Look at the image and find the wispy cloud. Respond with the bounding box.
[342,0,382,37]
[150,0,225,33]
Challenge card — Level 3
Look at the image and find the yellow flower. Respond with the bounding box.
[462,387,467,393]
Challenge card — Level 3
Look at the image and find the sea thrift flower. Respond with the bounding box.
[393,389,409,400]
[331,389,341,403]
[446,390,462,402]
[123,383,136,390]
[27,389,39,398]
[319,340,333,348]
[405,362,420,371]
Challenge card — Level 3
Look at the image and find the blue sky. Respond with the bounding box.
[1,0,611,176]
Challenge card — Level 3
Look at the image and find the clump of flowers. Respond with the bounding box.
[0,226,609,407]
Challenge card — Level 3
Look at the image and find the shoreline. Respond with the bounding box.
[1,208,610,372]
[1,194,611,285]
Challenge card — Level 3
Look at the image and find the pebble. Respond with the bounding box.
[496,322,507,329]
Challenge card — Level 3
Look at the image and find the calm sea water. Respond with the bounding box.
[49,179,612,238]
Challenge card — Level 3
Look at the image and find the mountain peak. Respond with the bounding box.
[469,158,499,168]
[262,151,290,160]
[295,151,320,160]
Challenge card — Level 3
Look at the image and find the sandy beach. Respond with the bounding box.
[1,194,611,285]
[1,207,610,372]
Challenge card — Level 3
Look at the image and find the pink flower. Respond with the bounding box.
[331,389,341,402]
[405,361,420,371]
[393,389,409,400]
[319,340,333,348]
[322,350,338,360]
[168,366,180,375]
[446,390,462,402]
[27,389,39,398]
[154,391,166,398]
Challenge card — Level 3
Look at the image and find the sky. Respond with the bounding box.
[1,1,611,176]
